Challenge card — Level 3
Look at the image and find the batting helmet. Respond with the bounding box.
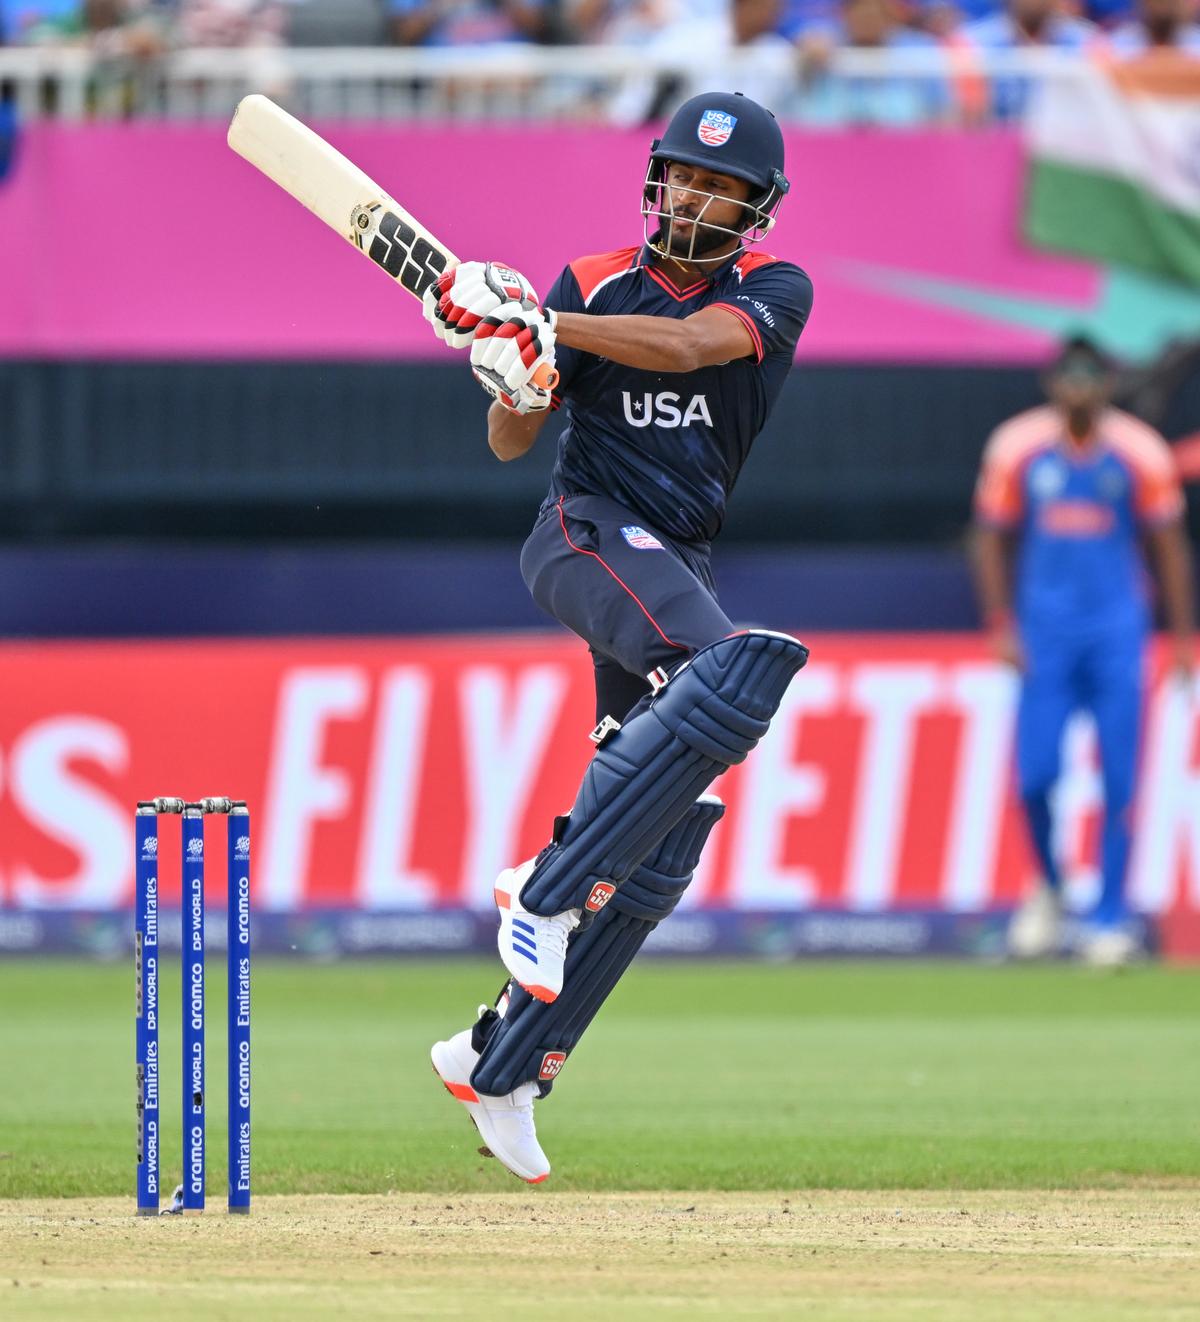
[648,91,789,227]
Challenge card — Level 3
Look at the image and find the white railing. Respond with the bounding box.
[0,44,1093,123]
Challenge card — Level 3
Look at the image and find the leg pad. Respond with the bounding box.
[519,630,807,917]
[471,798,724,1097]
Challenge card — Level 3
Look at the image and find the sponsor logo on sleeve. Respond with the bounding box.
[737,294,775,328]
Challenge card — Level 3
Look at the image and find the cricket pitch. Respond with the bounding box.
[3,1190,1198,1320]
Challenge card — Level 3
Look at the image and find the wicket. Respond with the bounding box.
[135,796,251,1216]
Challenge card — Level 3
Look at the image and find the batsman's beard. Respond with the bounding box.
[655,212,738,260]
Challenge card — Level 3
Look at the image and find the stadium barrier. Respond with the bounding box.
[0,633,1196,960]
[0,45,1093,122]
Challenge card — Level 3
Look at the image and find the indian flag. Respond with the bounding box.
[1025,52,1200,285]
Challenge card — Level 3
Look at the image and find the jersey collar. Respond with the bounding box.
[639,243,746,301]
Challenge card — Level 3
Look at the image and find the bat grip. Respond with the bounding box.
[533,362,559,391]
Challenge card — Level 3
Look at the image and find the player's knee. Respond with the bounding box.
[658,629,809,761]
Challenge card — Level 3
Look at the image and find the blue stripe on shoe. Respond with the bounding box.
[511,929,537,955]
[512,941,538,965]
[512,918,536,935]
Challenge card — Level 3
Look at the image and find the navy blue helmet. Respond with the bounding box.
[643,92,789,259]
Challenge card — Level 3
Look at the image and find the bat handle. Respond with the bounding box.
[533,362,559,391]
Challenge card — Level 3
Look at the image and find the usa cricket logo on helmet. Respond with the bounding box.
[643,91,790,264]
[697,109,737,146]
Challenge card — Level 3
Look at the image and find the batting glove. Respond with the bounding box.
[423,260,540,350]
[470,302,557,415]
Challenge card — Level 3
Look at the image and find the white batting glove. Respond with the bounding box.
[470,302,558,415]
[422,261,540,350]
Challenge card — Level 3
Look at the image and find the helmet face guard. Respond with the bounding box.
[641,156,789,266]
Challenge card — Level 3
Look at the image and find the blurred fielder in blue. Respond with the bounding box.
[973,336,1194,966]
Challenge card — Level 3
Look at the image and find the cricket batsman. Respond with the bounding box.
[973,335,1195,967]
[421,92,813,1182]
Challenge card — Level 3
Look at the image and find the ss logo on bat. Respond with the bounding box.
[354,206,447,296]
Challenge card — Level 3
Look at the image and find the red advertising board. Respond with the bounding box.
[1,634,1197,948]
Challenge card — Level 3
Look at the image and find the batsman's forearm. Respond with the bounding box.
[487,400,545,461]
[555,311,703,373]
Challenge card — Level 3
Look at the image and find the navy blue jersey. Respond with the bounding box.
[542,244,813,545]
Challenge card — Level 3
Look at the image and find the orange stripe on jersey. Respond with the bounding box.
[1102,408,1185,525]
[984,406,1061,464]
[570,247,642,305]
[974,406,1059,526]
[733,251,780,280]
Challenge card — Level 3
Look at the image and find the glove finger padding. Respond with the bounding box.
[421,270,456,341]
[424,261,539,351]
[470,301,557,414]
[473,324,549,387]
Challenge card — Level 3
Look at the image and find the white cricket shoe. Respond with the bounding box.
[494,858,580,1003]
[1081,927,1140,969]
[431,1027,550,1185]
[1007,882,1063,960]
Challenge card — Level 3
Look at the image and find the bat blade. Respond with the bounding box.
[228,93,455,300]
[228,95,557,390]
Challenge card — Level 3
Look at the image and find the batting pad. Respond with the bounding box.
[471,797,725,1097]
[518,629,809,918]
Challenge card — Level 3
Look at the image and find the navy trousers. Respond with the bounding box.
[520,493,734,718]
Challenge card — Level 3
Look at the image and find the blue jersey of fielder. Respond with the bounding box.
[974,404,1184,637]
[542,244,813,545]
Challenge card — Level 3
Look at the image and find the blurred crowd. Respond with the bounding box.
[0,0,1197,125]
[3,0,1197,51]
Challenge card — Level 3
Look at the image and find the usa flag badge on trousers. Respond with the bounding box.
[698,109,736,146]
[621,525,665,550]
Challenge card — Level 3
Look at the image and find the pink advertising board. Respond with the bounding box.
[0,123,1099,362]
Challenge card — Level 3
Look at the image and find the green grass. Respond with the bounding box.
[2,960,1199,1197]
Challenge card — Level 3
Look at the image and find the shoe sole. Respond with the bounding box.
[430,1050,549,1186]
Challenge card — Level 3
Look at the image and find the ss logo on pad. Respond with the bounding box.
[539,1052,567,1080]
[585,882,616,913]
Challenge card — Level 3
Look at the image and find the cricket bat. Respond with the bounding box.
[227,94,556,388]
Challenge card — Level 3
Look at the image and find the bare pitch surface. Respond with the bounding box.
[3,1191,1200,1320]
